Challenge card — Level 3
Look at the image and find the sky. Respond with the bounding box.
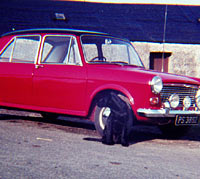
[65,0,200,5]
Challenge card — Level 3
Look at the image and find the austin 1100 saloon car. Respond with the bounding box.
[0,28,200,138]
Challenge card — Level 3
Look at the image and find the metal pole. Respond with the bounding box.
[162,5,168,72]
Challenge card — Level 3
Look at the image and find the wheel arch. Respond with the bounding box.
[86,84,135,119]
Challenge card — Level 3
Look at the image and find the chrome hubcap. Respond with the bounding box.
[99,107,111,130]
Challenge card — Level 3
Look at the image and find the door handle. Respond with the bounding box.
[35,64,44,69]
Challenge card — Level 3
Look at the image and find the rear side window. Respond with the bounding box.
[12,36,40,63]
[0,36,40,63]
[0,40,14,62]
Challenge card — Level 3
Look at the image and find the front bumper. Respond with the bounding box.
[137,108,200,118]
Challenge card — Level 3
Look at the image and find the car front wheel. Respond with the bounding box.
[91,92,134,136]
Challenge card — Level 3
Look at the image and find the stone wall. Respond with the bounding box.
[132,42,200,78]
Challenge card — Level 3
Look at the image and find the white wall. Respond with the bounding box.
[132,42,200,78]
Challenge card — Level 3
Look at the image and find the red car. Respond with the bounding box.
[0,28,200,137]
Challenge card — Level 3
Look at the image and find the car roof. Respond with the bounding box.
[1,28,108,37]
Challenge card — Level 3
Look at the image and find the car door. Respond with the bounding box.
[0,35,40,106]
[33,35,87,116]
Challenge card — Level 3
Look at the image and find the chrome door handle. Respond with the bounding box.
[35,64,44,69]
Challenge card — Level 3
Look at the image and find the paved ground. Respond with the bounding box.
[0,109,200,179]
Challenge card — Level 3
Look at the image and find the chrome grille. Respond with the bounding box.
[160,85,198,107]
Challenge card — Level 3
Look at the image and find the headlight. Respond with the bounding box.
[169,94,179,108]
[196,89,200,109]
[150,76,163,94]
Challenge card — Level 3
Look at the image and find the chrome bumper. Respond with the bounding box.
[137,108,200,118]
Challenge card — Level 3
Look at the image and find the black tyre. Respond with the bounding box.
[159,123,190,139]
[91,92,134,136]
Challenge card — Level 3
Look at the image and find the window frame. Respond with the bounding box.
[0,38,15,62]
[39,35,82,66]
[0,35,41,64]
[80,34,144,67]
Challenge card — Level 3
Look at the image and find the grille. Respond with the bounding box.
[160,85,198,107]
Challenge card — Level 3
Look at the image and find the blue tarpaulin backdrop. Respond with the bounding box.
[1,0,200,44]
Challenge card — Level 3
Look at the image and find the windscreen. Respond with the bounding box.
[81,35,143,67]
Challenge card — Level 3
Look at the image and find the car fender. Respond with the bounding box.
[86,83,136,116]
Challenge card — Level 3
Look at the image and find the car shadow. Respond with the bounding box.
[0,110,200,146]
[83,125,163,145]
[83,124,200,146]
[0,111,96,134]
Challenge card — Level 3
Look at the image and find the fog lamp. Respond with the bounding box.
[183,96,191,109]
[169,94,179,108]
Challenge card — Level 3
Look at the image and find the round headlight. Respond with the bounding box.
[183,96,191,109]
[169,94,179,108]
[150,76,163,94]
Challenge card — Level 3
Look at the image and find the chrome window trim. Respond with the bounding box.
[0,37,16,63]
[0,37,15,59]
[80,34,144,67]
[39,34,83,66]
[64,37,73,64]
[10,35,41,64]
[9,37,16,62]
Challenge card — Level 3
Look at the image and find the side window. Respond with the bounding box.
[0,40,14,62]
[41,36,71,64]
[67,38,82,65]
[12,36,40,63]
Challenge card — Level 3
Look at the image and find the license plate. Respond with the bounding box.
[175,115,199,126]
